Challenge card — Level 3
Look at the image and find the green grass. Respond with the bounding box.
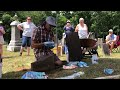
[2,45,120,79]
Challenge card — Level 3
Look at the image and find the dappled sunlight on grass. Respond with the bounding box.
[2,45,34,76]
[2,45,120,79]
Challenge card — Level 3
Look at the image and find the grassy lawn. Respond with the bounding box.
[2,45,120,79]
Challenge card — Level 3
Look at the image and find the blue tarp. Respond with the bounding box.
[21,71,48,79]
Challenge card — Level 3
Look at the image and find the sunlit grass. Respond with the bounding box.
[2,45,120,79]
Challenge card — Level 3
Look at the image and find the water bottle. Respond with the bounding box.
[91,54,98,64]
[0,57,2,79]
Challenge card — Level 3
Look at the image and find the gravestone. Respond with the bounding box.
[31,54,55,72]
[7,14,22,52]
[65,32,82,61]
[98,38,103,48]
[102,43,110,56]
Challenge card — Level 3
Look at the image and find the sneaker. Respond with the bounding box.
[19,53,22,56]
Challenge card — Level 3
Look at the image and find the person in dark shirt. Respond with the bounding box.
[63,20,74,62]
[63,20,74,36]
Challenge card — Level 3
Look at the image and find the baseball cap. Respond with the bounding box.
[46,16,56,27]
[109,29,113,32]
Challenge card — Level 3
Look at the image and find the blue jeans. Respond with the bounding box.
[22,36,31,47]
[64,45,68,54]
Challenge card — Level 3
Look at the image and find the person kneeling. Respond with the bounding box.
[31,16,63,71]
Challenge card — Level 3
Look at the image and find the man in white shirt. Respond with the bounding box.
[17,16,36,56]
[106,29,117,53]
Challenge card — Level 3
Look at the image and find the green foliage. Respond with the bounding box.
[1,13,12,43]
[90,11,120,38]
[2,45,120,79]
[57,14,67,40]
[2,13,12,23]
[16,11,52,25]
[1,11,120,43]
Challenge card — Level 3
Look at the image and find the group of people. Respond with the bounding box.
[17,16,91,66]
[63,17,119,56]
[17,16,63,66]
[0,15,119,68]
[63,18,88,39]
[0,16,63,67]
[17,16,90,63]
[63,18,89,62]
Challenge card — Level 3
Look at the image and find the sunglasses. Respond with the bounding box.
[27,19,31,20]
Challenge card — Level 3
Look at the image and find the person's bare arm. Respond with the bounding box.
[85,24,88,35]
[17,24,23,31]
[31,41,44,49]
[75,25,78,32]
[106,38,108,42]
[105,35,111,43]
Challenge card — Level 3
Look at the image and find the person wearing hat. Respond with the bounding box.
[105,29,117,53]
[17,16,36,56]
[75,17,88,39]
[63,20,74,36]
[31,16,63,66]
[0,21,5,61]
[63,20,74,62]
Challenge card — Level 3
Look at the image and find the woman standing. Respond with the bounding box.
[75,18,88,39]
[63,20,74,36]
[63,20,74,62]
[17,16,36,56]
[0,21,5,61]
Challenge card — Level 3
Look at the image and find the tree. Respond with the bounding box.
[1,11,120,43]
[2,13,12,43]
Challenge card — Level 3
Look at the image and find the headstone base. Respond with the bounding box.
[7,46,21,52]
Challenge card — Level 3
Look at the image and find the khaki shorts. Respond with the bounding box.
[0,36,4,45]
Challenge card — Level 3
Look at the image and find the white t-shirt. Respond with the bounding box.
[18,22,36,37]
[77,24,88,39]
[106,34,117,43]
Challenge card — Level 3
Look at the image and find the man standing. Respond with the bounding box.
[31,16,63,66]
[17,16,36,56]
